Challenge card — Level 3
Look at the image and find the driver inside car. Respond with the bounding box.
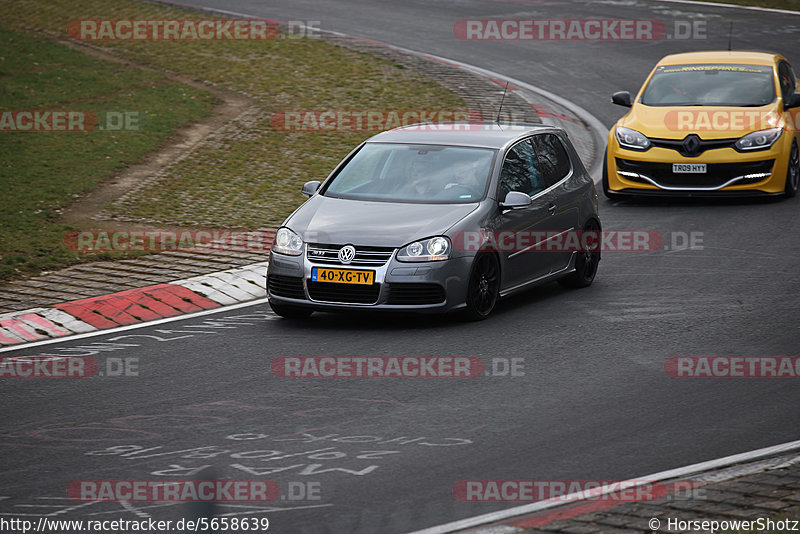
[403,157,439,196]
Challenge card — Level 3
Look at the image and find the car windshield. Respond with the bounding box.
[323,143,496,204]
[640,64,776,107]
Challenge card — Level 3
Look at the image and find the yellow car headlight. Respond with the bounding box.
[615,126,651,151]
[734,128,782,151]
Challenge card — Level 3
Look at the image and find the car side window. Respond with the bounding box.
[778,61,797,103]
[499,139,544,199]
[530,134,572,188]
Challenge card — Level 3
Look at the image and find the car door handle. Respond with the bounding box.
[547,203,557,214]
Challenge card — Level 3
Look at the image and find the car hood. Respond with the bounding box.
[620,103,780,140]
[285,195,479,247]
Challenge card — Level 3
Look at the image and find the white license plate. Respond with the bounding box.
[673,163,707,174]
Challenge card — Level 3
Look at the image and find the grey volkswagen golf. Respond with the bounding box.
[267,122,600,320]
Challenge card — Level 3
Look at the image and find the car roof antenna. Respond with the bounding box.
[496,81,510,124]
[727,22,733,51]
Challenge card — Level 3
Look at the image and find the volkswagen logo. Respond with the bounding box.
[338,245,356,264]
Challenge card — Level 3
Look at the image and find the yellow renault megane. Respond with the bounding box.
[605,51,800,198]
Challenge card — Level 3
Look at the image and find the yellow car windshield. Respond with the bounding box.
[641,64,775,107]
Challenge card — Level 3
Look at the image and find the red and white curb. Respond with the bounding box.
[0,262,268,347]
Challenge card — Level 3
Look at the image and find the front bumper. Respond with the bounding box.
[606,133,794,196]
[267,248,474,314]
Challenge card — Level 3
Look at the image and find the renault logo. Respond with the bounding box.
[681,134,702,157]
[338,245,356,264]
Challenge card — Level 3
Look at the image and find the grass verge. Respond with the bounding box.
[0,26,214,280]
[0,0,467,282]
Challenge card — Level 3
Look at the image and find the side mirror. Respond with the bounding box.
[301,180,321,197]
[500,191,532,210]
[785,92,800,110]
[612,91,632,107]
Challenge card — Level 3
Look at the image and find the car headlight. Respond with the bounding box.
[615,126,651,151]
[397,237,450,262]
[273,227,303,256]
[735,128,782,151]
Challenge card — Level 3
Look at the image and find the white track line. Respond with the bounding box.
[657,0,800,16]
[0,298,269,353]
[406,438,800,534]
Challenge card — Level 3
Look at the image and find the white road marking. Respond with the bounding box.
[406,438,800,534]
[0,298,270,353]
[657,0,800,16]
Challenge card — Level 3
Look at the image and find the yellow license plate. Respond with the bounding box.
[312,267,374,285]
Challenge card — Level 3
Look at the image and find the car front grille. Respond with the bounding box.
[307,281,381,304]
[307,243,395,266]
[616,158,774,189]
[385,283,446,305]
[267,274,306,300]
[650,136,736,157]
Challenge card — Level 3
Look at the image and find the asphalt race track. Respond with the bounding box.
[1,1,799,533]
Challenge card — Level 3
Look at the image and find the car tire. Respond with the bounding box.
[559,220,601,289]
[461,253,500,321]
[601,150,623,201]
[785,141,799,198]
[269,300,313,319]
